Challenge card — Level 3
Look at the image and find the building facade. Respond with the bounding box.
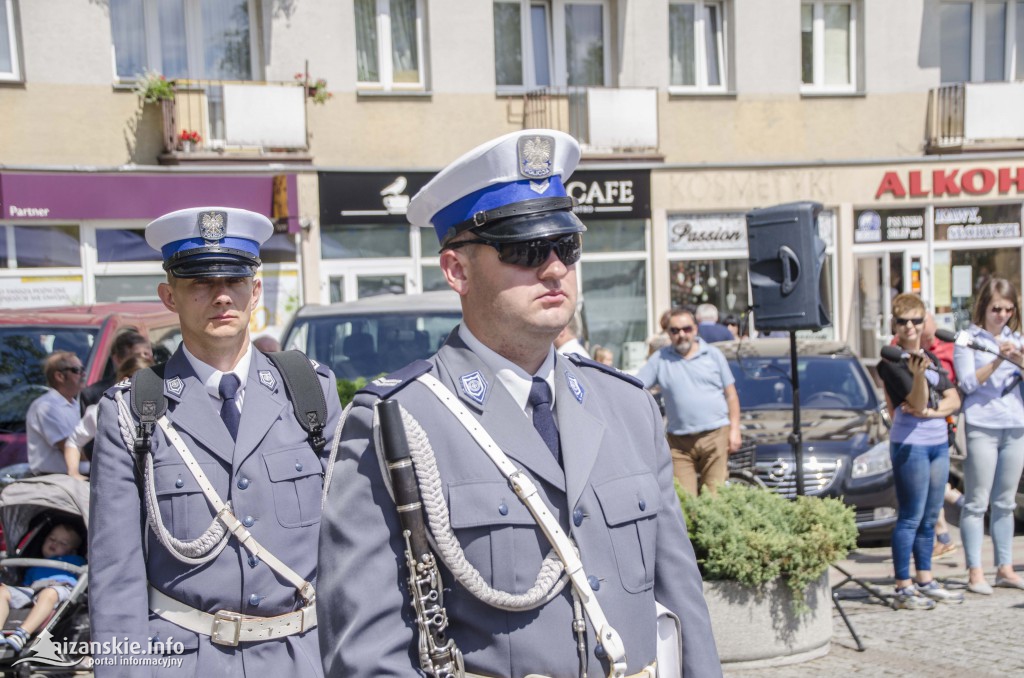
[2,0,1023,365]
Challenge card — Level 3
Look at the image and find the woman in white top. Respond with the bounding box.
[63,355,153,480]
[953,278,1024,594]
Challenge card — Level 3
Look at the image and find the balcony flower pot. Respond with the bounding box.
[679,484,858,667]
[181,140,195,153]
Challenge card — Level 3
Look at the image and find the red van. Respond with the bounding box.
[0,303,181,468]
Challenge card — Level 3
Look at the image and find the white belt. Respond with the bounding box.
[463,662,655,678]
[149,587,316,647]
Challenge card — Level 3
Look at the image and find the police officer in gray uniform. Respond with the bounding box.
[90,207,342,677]
[318,131,721,677]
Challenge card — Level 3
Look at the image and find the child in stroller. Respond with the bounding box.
[0,523,84,652]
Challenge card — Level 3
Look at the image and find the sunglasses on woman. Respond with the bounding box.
[893,317,924,327]
[989,305,1015,314]
[445,233,582,268]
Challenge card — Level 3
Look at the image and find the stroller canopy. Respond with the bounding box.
[0,475,89,552]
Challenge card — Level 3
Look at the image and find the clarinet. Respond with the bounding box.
[378,399,465,678]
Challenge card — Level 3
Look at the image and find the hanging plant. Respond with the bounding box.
[294,72,333,105]
[134,70,175,104]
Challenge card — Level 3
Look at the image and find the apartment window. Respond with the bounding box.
[110,0,256,81]
[800,1,857,92]
[0,0,20,81]
[669,1,726,91]
[355,0,426,90]
[941,1,1024,83]
[493,0,609,91]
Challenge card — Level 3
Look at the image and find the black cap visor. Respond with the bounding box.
[470,209,586,244]
[166,251,260,279]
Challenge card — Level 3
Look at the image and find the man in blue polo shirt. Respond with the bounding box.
[637,307,741,495]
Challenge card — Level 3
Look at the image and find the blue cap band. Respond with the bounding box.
[432,177,567,242]
[161,236,261,261]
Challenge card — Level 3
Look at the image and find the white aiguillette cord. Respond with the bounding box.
[156,416,316,605]
[415,373,629,678]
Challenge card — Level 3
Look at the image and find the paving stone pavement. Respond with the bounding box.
[723,526,1024,677]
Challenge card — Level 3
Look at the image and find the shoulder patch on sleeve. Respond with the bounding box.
[312,360,334,379]
[565,354,644,388]
[357,360,434,399]
[102,380,131,399]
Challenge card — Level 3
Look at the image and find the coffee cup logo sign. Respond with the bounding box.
[667,214,747,251]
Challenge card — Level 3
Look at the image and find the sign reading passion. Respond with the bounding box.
[319,169,650,225]
[667,214,747,251]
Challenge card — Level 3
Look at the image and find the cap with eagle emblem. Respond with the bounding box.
[407,128,586,245]
[144,206,274,278]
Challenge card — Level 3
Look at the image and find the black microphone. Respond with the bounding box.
[934,328,1001,355]
[880,345,938,371]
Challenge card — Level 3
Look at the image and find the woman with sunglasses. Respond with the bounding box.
[877,293,962,609]
[953,278,1024,594]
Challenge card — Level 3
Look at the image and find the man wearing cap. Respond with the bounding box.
[318,131,720,677]
[89,207,342,676]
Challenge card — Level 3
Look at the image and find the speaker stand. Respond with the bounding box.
[787,331,886,652]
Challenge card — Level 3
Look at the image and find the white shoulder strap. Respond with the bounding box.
[156,417,316,604]
[415,373,629,677]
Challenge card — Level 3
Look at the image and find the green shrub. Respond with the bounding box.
[679,483,857,611]
[337,377,369,407]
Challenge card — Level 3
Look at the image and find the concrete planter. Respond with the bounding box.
[703,570,832,669]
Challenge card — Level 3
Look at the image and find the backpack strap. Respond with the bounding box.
[266,350,328,454]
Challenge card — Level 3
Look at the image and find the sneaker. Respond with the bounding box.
[932,541,958,559]
[892,586,936,610]
[916,580,964,604]
[4,628,28,653]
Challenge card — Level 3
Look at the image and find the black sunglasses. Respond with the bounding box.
[894,317,924,327]
[667,325,696,335]
[61,366,85,375]
[445,233,582,268]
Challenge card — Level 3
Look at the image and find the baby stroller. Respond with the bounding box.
[0,475,89,676]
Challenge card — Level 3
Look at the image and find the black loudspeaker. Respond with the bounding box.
[746,201,831,331]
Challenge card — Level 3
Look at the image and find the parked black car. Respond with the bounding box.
[718,339,897,541]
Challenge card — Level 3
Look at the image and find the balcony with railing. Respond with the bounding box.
[523,87,662,160]
[927,82,1024,153]
[159,79,313,165]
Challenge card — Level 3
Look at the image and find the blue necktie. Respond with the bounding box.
[529,377,560,462]
[219,373,241,441]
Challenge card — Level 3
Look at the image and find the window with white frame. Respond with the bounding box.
[800,0,857,92]
[0,0,20,81]
[109,0,257,81]
[669,1,726,91]
[941,1,1024,83]
[493,0,610,91]
[355,0,427,91]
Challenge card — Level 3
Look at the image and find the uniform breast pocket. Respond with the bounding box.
[263,447,324,528]
[594,472,661,593]
[153,463,217,541]
[448,480,540,593]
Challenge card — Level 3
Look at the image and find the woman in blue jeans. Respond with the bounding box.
[953,278,1024,594]
[877,293,962,609]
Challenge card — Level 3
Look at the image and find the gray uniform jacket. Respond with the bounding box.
[318,332,721,678]
[89,347,342,678]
